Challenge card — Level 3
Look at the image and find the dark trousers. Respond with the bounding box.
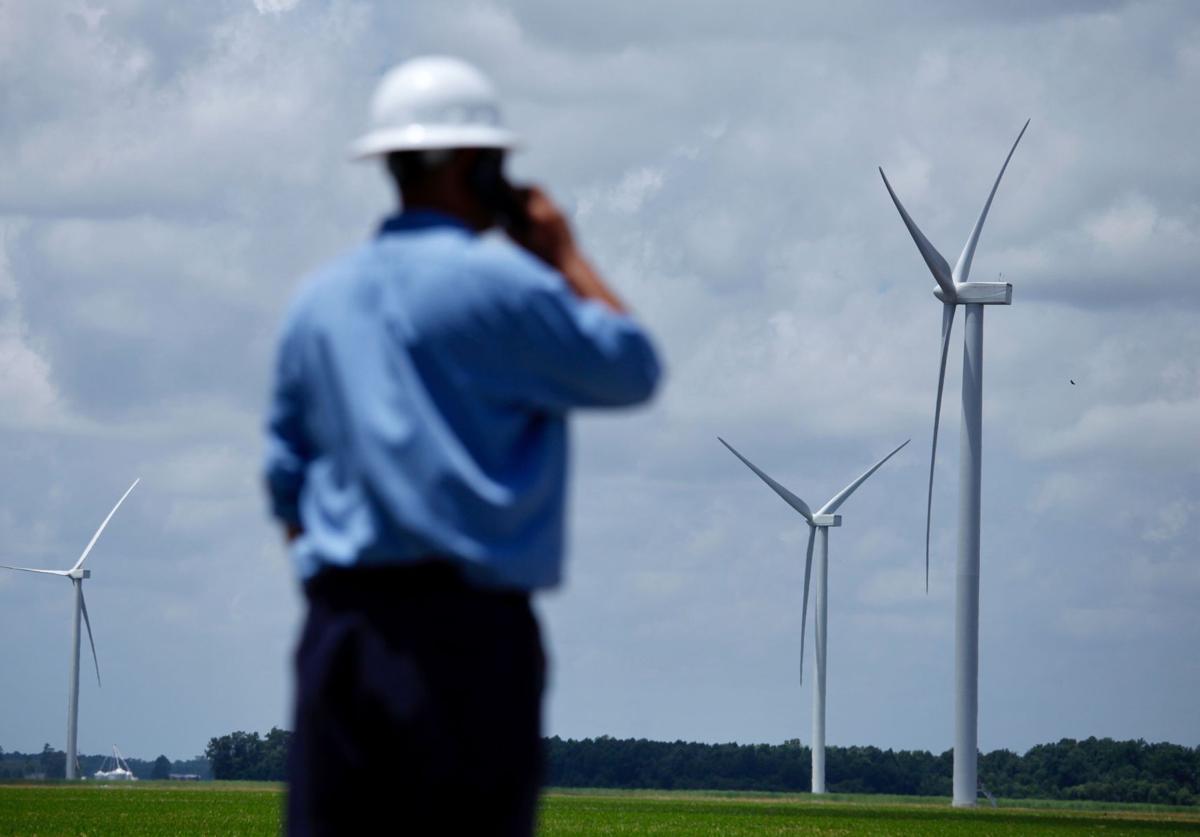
[286,563,545,837]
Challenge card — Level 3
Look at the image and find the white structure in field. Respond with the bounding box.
[93,745,138,781]
[0,479,139,780]
[879,120,1028,807]
[719,438,908,794]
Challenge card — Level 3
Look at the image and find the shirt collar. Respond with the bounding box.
[377,209,475,237]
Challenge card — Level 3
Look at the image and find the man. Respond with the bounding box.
[264,56,660,836]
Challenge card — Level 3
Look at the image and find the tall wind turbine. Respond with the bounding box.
[0,479,139,779]
[719,438,908,794]
[879,120,1028,807]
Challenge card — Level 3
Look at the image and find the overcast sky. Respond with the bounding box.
[1,0,1197,763]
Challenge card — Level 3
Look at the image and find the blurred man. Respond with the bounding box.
[264,56,660,836]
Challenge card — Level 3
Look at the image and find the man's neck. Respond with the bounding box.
[400,193,489,232]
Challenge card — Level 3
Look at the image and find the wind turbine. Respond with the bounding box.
[879,120,1028,807]
[0,478,139,779]
[718,438,908,794]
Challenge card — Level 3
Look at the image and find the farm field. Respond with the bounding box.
[2,782,1199,835]
[0,781,282,836]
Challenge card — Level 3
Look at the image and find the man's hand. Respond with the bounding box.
[509,186,574,266]
[509,186,629,314]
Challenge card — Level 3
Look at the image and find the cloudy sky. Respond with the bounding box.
[1,0,1197,763]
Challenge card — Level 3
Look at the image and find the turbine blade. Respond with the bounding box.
[0,564,70,576]
[80,587,101,688]
[799,525,816,686]
[952,119,1030,283]
[879,166,956,298]
[817,439,911,515]
[72,478,139,572]
[718,438,813,523]
[925,302,957,593]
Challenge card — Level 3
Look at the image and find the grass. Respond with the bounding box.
[0,781,283,836]
[1,782,1198,835]
[549,786,1200,814]
[540,789,1200,835]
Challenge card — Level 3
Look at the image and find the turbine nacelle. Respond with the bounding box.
[810,514,842,527]
[68,568,91,580]
[933,282,1012,306]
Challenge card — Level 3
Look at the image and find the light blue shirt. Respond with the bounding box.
[264,210,661,590]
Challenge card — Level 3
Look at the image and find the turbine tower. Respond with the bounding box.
[1,479,139,779]
[719,438,908,794]
[879,120,1028,807]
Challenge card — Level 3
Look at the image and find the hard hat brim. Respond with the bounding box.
[349,124,521,160]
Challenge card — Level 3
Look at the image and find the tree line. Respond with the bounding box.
[542,736,1198,806]
[203,730,1198,806]
[0,744,210,780]
[204,728,290,782]
[11,732,1198,806]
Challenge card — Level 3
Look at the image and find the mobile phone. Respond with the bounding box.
[467,149,529,234]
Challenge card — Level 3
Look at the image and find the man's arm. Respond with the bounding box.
[264,321,312,544]
[474,186,661,410]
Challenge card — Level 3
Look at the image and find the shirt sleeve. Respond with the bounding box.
[514,283,661,408]
[263,316,312,527]
[478,259,662,411]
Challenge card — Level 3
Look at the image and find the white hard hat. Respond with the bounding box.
[349,56,520,159]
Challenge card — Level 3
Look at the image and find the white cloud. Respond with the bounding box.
[0,221,69,430]
[253,0,300,14]
[577,165,666,218]
[856,567,941,609]
[1085,193,1158,251]
[1030,471,1098,514]
[609,166,666,214]
[69,1,108,31]
[1025,397,1200,465]
[0,337,63,429]
[1056,606,1166,639]
[1142,499,1197,544]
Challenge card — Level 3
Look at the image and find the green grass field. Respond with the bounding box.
[2,782,1199,835]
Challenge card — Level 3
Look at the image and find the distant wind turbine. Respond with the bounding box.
[879,120,1028,807]
[718,438,908,794]
[1,479,139,779]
